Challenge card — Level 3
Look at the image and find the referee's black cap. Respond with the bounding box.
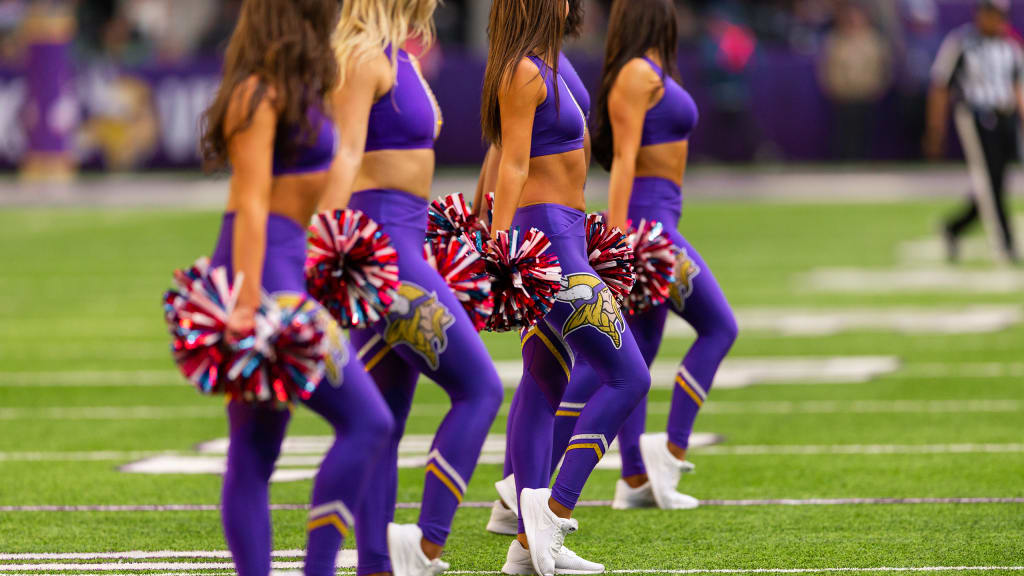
[979,0,1010,15]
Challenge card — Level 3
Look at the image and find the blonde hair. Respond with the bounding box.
[333,0,438,87]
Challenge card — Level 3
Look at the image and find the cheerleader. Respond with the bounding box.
[323,2,504,576]
[553,0,738,510]
[482,1,651,574]
[197,1,394,575]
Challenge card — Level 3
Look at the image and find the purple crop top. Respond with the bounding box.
[527,54,586,158]
[364,47,443,152]
[640,57,698,147]
[271,105,337,176]
[558,52,590,121]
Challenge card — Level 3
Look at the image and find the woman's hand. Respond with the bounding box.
[226,304,257,344]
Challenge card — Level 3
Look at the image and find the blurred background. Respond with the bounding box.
[5,0,1024,176]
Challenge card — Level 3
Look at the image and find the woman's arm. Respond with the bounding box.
[490,59,544,233]
[225,79,277,333]
[321,53,389,211]
[606,60,659,231]
[473,144,502,215]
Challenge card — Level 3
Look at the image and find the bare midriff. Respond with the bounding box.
[520,147,588,211]
[635,139,688,186]
[353,148,436,199]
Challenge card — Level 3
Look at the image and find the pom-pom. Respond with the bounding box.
[427,193,490,247]
[162,258,234,394]
[627,219,680,314]
[239,295,327,404]
[306,209,400,328]
[162,259,327,405]
[483,227,562,332]
[585,213,635,304]
[424,236,494,331]
[479,191,495,233]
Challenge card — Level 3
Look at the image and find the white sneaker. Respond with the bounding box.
[519,488,578,576]
[387,523,450,576]
[638,432,699,510]
[554,545,605,574]
[502,540,604,575]
[496,473,519,512]
[611,479,657,510]
[487,499,519,535]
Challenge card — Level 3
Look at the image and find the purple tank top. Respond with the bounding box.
[640,57,698,147]
[364,47,442,152]
[271,105,337,176]
[527,54,586,158]
[558,52,590,121]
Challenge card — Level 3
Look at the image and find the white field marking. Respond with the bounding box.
[0,562,302,571]
[20,357,1024,390]
[0,550,304,560]
[0,450,175,462]
[0,370,182,387]
[3,497,1024,513]
[0,566,1022,576]
[0,406,219,420]
[0,397,1016,424]
[495,357,901,390]
[698,443,1024,456]
[663,306,1023,337]
[803,267,1024,294]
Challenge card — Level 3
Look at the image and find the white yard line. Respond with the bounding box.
[0,398,1014,422]
[665,306,1023,337]
[2,497,1021,513]
[6,358,1024,391]
[0,562,1021,575]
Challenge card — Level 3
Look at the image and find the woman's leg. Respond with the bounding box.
[349,325,420,576]
[354,256,504,564]
[222,401,290,576]
[548,275,651,511]
[511,319,575,533]
[302,312,395,576]
[664,236,738,455]
[614,306,670,483]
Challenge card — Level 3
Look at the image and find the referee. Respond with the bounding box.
[926,0,1022,263]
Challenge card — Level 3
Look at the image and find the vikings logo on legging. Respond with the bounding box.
[383,282,455,370]
[275,293,349,387]
[669,248,701,314]
[555,274,626,348]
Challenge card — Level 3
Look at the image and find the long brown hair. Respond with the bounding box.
[592,0,679,171]
[200,0,340,171]
[481,0,566,146]
[566,0,584,38]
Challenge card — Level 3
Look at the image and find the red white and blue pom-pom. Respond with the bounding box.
[306,209,400,328]
[479,191,495,233]
[238,295,327,404]
[162,258,234,395]
[424,236,493,331]
[585,213,635,305]
[427,192,490,247]
[482,227,562,332]
[162,259,327,405]
[627,219,679,314]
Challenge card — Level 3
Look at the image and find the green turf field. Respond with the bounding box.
[1,198,1023,575]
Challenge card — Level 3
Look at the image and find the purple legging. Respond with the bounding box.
[549,177,737,477]
[507,203,651,532]
[347,189,504,576]
[211,213,395,576]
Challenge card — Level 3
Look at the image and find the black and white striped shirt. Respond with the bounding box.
[932,24,1024,112]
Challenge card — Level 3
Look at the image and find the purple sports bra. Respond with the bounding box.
[365,47,443,152]
[271,105,337,176]
[558,52,590,121]
[640,57,698,148]
[527,54,586,158]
